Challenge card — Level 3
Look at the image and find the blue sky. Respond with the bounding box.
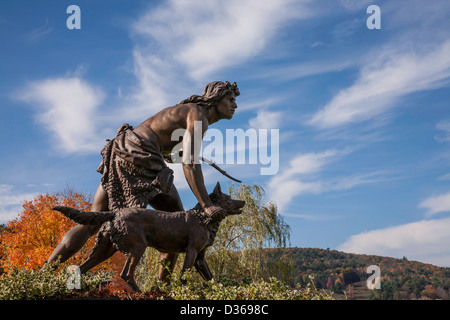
[1,0,450,267]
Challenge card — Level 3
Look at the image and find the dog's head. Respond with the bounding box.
[209,182,246,216]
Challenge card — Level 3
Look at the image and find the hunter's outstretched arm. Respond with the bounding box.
[182,113,212,210]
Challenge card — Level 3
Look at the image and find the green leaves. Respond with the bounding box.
[159,269,333,300]
[207,183,291,280]
[0,261,112,300]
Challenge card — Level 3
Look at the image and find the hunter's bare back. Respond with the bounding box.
[134,103,208,154]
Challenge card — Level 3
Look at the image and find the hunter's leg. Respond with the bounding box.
[149,183,184,283]
[45,183,108,265]
[79,234,117,273]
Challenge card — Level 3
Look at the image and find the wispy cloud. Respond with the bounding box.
[254,59,355,82]
[25,19,53,43]
[338,0,374,11]
[123,0,314,117]
[419,191,450,217]
[248,110,283,130]
[12,1,314,154]
[167,163,219,195]
[133,0,311,81]
[267,148,387,213]
[331,18,363,42]
[0,185,37,224]
[267,149,344,212]
[122,49,174,120]
[15,77,106,154]
[338,217,450,267]
[282,212,344,221]
[435,120,450,142]
[437,173,450,181]
[238,96,286,112]
[309,41,450,128]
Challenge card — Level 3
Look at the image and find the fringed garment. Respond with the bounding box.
[96,124,174,211]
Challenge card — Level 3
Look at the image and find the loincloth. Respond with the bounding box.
[96,124,174,211]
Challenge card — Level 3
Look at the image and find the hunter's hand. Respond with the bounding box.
[204,205,227,222]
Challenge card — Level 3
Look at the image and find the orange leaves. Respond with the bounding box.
[0,190,95,273]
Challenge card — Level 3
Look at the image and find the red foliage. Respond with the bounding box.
[0,191,111,273]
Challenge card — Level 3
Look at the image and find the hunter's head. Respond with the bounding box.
[180,81,240,120]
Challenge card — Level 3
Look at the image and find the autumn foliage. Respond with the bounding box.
[0,190,103,273]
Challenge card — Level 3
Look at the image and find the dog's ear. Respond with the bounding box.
[213,182,222,198]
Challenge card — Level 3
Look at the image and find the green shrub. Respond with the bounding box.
[153,270,334,300]
[0,261,113,300]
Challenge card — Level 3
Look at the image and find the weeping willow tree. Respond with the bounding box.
[135,183,293,288]
[206,183,292,281]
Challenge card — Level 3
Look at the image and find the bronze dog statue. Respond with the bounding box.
[52,182,245,292]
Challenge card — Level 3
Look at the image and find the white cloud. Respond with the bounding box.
[125,0,315,119]
[338,0,374,11]
[338,217,450,267]
[255,59,355,82]
[309,41,450,128]
[437,173,450,181]
[282,212,343,221]
[25,18,53,43]
[15,1,312,154]
[120,49,175,120]
[238,96,286,112]
[271,180,323,212]
[0,184,37,224]
[110,0,314,147]
[123,0,313,125]
[267,148,386,213]
[0,185,13,193]
[0,209,21,224]
[133,0,311,81]
[278,149,342,179]
[418,191,450,217]
[435,120,450,142]
[267,150,341,212]
[167,163,189,191]
[329,171,385,191]
[248,110,283,129]
[436,121,450,132]
[16,77,106,154]
[167,163,218,193]
[331,18,362,41]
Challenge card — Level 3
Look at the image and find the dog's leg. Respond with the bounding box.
[158,252,178,284]
[180,248,198,285]
[120,246,145,292]
[120,256,131,281]
[194,250,214,281]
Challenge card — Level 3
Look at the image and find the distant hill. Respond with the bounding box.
[263,247,450,300]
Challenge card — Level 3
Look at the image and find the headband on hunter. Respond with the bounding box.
[224,81,240,97]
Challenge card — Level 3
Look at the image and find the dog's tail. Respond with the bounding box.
[52,206,115,225]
